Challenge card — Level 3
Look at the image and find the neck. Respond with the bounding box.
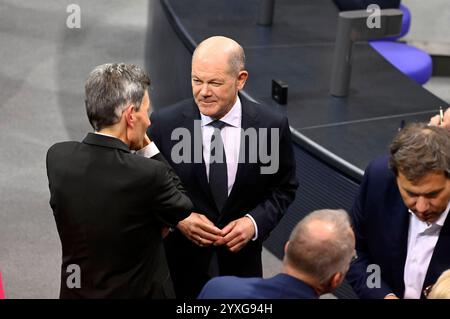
[281,263,321,296]
[98,124,129,147]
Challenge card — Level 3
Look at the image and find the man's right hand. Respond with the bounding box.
[177,212,223,247]
[429,107,450,130]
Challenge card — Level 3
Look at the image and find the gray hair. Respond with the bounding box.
[286,209,354,285]
[227,46,245,76]
[389,123,450,181]
[85,63,150,131]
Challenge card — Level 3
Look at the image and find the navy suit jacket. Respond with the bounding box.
[198,273,317,299]
[148,97,298,297]
[346,155,450,299]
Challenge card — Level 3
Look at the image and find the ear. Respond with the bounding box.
[330,272,343,290]
[123,104,135,128]
[236,70,248,90]
[283,241,290,255]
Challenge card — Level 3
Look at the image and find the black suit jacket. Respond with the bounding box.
[346,155,450,299]
[148,97,298,297]
[46,133,193,298]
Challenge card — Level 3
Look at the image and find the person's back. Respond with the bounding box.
[46,63,193,298]
[48,138,183,298]
[198,274,317,299]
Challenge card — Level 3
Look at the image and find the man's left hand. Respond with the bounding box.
[214,216,255,252]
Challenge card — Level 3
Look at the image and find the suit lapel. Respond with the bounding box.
[391,203,410,295]
[423,211,450,296]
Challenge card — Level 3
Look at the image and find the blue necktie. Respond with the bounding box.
[209,120,228,211]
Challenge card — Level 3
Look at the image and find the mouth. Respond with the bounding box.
[199,100,215,104]
[417,211,434,222]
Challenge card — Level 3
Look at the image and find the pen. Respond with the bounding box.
[440,107,444,125]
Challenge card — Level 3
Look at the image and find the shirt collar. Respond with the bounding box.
[200,96,241,128]
[94,131,117,139]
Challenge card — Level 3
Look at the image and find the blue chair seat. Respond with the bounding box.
[369,41,432,85]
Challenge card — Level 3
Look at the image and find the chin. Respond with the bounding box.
[199,105,219,118]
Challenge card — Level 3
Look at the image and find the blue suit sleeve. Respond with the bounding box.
[346,160,395,299]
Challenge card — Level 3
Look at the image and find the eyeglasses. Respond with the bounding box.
[423,284,433,298]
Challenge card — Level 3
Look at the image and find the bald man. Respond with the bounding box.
[148,36,298,298]
[198,209,356,299]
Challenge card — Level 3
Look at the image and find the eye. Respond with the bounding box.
[210,82,221,87]
[406,191,417,198]
[426,192,440,199]
[192,79,202,84]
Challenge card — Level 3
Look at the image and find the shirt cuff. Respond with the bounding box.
[136,142,160,158]
[245,214,258,241]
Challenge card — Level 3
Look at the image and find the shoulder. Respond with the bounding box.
[200,276,259,298]
[46,141,80,159]
[242,98,288,127]
[123,152,168,174]
[365,155,393,180]
[152,98,194,120]
[360,155,399,198]
[47,141,79,152]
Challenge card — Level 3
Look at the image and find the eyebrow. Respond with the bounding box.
[192,76,223,82]
[404,187,444,197]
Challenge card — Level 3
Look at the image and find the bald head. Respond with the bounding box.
[285,209,355,285]
[193,36,245,76]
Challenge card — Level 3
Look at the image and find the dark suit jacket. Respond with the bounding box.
[148,97,298,297]
[333,0,400,11]
[346,155,450,299]
[46,133,193,298]
[198,273,317,299]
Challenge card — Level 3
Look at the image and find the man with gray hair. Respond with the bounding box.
[198,209,355,299]
[46,63,193,298]
[347,123,450,299]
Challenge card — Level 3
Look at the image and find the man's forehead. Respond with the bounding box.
[398,171,448,190]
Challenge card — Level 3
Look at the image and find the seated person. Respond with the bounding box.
[198,209,355,299]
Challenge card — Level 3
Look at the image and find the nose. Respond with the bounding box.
[415,196,430,213]
[145,115,151,129]
[200,83,211,97]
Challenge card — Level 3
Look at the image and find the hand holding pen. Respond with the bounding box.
[429,107,450,130]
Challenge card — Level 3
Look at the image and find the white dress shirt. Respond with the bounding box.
[200,97,258,240]
[403,201,450,299]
